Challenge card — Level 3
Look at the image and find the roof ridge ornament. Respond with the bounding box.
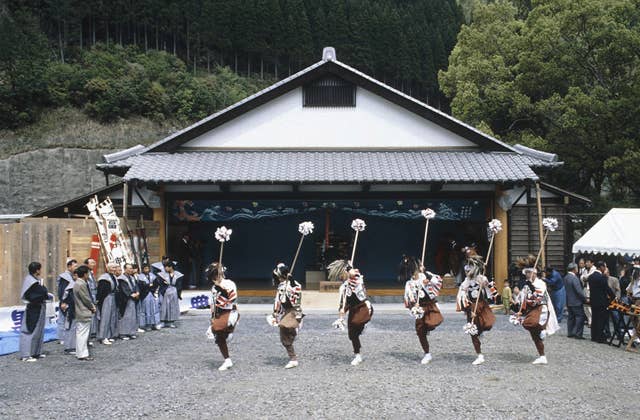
[322,46,336,61]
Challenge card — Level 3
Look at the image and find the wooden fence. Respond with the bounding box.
[509,203,568,272]
[0,217,159,307]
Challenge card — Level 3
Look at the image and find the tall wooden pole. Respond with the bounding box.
[290,234,305,275]
[350,231,360,265]
[218,242,224,280]
[420,219,430,267]
[535,182,545,268]
[123,182,129,219]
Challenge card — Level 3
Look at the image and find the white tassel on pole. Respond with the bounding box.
[534,217,558,268]
[350,219,366,265]
[215,226,232,279]
[290,221,314,274]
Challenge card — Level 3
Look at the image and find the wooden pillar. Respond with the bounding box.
[493,189,509,291]
[153,187,166,258]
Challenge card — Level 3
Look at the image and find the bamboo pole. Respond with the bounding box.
[350,230,360,265]
[420,218,430,267]
[290,233,305,274]
[218,242,224,280]
[534,230,550,270]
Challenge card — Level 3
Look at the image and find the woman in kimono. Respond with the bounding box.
[157,261,183,328]
[517,267,559,365]
[270,263,303,369]
[402,257,443,365]
[330,259,373,366]
[208,262,239,371]
[96,263,119,345]
[137,264,160,331]
[456,255,497,365]
[116,263,140,339]
[19,262,50,361]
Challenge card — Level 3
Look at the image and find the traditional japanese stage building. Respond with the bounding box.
[27,48,589,294]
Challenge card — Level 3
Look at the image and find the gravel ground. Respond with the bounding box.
[1,306,638,419]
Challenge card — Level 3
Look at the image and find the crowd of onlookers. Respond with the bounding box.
[501,257,640,348]
[18,257,183,362]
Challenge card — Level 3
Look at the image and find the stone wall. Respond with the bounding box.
[0,148,115,214]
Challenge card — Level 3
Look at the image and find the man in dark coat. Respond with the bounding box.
[19,262,50,361]
[588,261,616,343]
[563,263,586,339]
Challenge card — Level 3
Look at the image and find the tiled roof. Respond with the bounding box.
[102,151,540,183]
[513,144,561,167]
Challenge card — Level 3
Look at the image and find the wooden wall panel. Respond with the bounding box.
[0,218,160,307]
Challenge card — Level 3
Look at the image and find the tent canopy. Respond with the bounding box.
[572,208,640,257]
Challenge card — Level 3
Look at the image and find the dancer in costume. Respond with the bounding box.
[208,263,239,371]
[456,255,497,365]
[269,263,303,369]
[514,264,559,365]
[330,260,373,366]
[402,257,443,364]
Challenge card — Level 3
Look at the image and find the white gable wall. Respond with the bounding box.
[181,87,478,150]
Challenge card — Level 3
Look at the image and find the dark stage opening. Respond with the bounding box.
[167,197,492,289]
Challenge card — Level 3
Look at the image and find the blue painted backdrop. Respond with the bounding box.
[169,199,490,285]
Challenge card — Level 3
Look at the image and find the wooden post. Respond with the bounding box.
[535,182,545,268]
[493,192,509,291]
[152,187,166,258]
[66,228,72,259]
[123,182,129,219]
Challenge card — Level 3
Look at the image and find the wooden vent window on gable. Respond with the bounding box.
[303,76,356,108]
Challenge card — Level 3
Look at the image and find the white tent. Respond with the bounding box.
[572,208,640,257]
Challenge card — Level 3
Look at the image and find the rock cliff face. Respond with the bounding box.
[0,148,115,214]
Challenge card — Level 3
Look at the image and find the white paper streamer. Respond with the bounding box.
[463,322,478,335]
[298,221,314,236]
[542,217,559,232]
[215,226,232,242]
[421,208,436,219]
[488,218,503,234]
[351,218,366,232]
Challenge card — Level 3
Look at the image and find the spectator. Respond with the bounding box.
[619,265,632,299]
[604,267,622,340]
[587,261,615,343]
[563,263,586,339]
[544,267,566,323]
[625,265,640,352]
[117,263,140,340]
[511,286,521,313]
[73,265,96,361]
[56,259,77,345]
[580,258,596,327]
[19,262,50,361]
[501,281,512,315]
[84,258,98,346]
